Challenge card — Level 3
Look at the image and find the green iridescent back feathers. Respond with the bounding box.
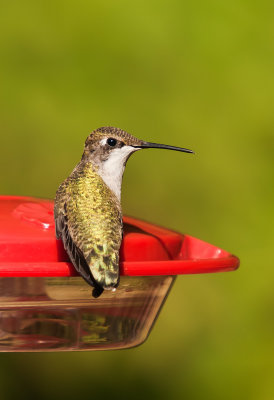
[54,161,122,297]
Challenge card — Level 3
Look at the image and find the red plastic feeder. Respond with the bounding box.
[0,196,239,351]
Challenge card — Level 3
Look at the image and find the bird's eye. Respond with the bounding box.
[107,138,117,147]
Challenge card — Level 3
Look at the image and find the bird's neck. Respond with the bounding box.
[75,159,124,202]
[79,146,138,201]
[96,158,125,202]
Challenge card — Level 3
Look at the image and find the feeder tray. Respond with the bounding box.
[0,196,239,351]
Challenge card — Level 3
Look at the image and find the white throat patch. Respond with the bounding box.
[97,146,139,200]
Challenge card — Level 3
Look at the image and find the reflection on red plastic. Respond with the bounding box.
[13,201,54,230]
[0,196,239,277]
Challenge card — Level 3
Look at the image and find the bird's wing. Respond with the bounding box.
[54,190,104,297]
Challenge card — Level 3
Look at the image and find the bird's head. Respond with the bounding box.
[83,126,193,162]
[82,126,143,164]
[82,126,194,199]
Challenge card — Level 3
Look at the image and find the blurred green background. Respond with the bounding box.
[0,0,274,399]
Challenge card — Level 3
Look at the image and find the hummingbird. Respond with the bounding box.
[54,127,194,297]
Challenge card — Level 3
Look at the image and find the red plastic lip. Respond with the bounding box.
[0,196,239,277]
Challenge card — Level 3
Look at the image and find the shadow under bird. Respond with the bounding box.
[54,127,194,297]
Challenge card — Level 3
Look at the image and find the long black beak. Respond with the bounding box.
[134,141,194,154]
